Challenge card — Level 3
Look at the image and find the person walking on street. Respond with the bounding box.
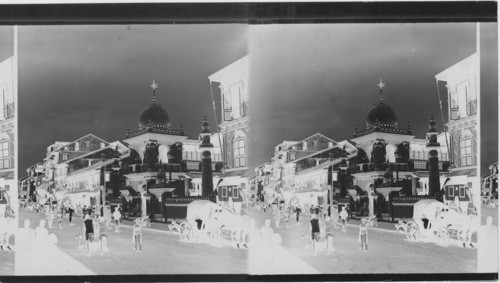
[113,208,122,233]
[97,213,109,254]
[83,214,94,256]
[309,213,320,255]
[82,205,87,219]
[132,218,143,252]
[68,204,74,225]
[340,206,348,232]
[57,205,64,229]
[359,218,368,251]
[295,205,302,224]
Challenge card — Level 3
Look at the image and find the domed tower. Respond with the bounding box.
[139,79,171,129]
[366,79,398,128]
[126,80,184,139]
[352,79,414,166]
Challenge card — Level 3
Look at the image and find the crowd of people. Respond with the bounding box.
[21,198,148,257]
[0,214,15,251]
[250,195,372,255]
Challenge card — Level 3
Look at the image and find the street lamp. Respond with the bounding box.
[101,169,111,216]
[338,158,349,198]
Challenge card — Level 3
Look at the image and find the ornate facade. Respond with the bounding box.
[208,56,250,202]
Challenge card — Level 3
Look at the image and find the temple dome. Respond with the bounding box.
[366,102,398,127]
[139,103,171,128]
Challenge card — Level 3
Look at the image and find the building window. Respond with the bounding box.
[448,186,454,197]
[223,89,232,121]
[62,154,68,161]
[233,138,246,167]
[459,186,466,198]
[232,187,238,198]
[0,141,9,169]
[85,141,90,147]
[290,153,296,160]
[460,131,473,166]
[221,187,227,198]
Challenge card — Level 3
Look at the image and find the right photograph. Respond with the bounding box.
[247,22,497,274]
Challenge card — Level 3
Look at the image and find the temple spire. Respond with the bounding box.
[377,78,386,102]
[150,79,159,103]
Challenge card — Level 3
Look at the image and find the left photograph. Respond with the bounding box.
[16,25,250,275]
[0,26,17,276]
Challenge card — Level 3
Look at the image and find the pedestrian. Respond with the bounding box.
[47,206,54,229]
[132,218,143,252]
[259,219,274,259]
[246,218,260,249]
[359,218,368,251]
[340,206,348,232]
[82,205,87,219]
[57,205,64,229]
[68,204,74,225]
[309,213,320,255]
[97,213,109,255]
[295,205,301,224]
[260,219,274,246]
[113,208,122,233]
[83,214,94,256]
[478,216,499,272]
[34,219,49,247]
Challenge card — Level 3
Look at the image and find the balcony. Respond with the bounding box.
[128,161,224,174]
[353,162,410,174]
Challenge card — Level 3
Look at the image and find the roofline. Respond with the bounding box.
[435,52,478,80]
[291,141,355,164]
[284,133,337,151]
[64,143,127,164]
[208,55,249,82]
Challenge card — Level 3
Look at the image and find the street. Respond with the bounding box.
[17,209,248,275]
[248,210,477,274]
[0,250,14,275]
[16,208,479,275]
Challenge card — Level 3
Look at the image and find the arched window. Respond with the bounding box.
[460,130,473,166]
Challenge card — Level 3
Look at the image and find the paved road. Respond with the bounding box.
[17,208,478,275]
[249,210,477,274]
[18,210,248,275]
[0,251,14,275]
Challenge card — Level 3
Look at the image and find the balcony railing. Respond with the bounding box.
[353,162,410,173]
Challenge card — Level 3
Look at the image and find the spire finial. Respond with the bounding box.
[428,114,437,131]
[202,115,210,132]
[377,78,385,102]
[150,79,159,103]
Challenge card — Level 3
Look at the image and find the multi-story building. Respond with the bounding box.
[208,56,250,201]
[481,162,498,197]
[435,52,480,208]
[0,32,16,217]
[23,82,224,221]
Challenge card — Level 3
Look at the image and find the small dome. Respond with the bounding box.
[366,102,398,127]
[139,103,171,128]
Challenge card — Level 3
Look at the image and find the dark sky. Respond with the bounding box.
[249,23,497,176]
[18,24,248,177]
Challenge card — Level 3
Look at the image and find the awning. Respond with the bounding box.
[220,168,249,178]
[149,187,175,199]
[448,168,477,177]
[0,171,14,180]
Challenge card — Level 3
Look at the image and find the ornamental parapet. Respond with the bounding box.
[354,125,411,137]
[353,162,411,173]
[164,195,216,204]
[127,125,184,138]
